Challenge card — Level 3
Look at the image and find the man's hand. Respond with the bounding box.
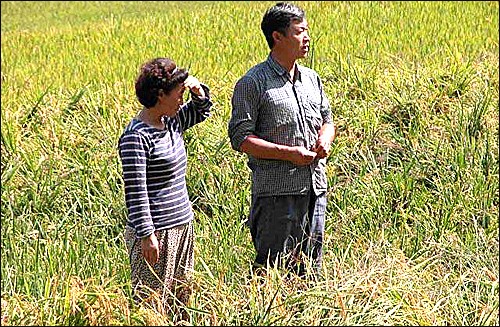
[240,135,317,166]
[312,123,335,159]
[290,146,317,165]
[312,137,331,159]
[184,76,205,98]
[141,233,159,266]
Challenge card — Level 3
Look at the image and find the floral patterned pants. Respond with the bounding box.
[125,221,194,313]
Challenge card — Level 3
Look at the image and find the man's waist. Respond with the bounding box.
[248,159,327,194]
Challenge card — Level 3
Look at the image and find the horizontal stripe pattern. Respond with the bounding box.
[118,85,212,237]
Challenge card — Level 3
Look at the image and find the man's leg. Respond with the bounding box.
[248,194,310,270]
[305,191,327,279]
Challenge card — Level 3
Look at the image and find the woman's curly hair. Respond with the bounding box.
[135,58,188,108]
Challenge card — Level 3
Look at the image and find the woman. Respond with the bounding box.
[118,57,212,313]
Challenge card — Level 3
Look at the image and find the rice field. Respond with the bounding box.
[1,1,499,325]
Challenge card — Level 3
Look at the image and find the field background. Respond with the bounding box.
[1,1,498,325]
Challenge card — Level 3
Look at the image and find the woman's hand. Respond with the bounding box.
[141,233,159,266]
[184,76,205,98]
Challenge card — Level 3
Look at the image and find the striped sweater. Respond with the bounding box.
[118,84,212,238]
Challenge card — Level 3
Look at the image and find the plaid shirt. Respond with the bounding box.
[228,54,333,197]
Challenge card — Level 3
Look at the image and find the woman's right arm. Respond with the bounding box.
[118,132,155,238]
[119,132,159,265]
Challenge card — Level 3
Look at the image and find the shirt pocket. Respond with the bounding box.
[304,94,323,132]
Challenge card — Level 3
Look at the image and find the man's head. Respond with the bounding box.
[261,2,306,50]
[135,58,188,109]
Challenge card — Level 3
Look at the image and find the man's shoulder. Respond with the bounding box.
[233,61,269,92]
[241,60,270,80]
[297,63,319,78]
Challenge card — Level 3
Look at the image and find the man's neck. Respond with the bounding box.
[271,51,296,80]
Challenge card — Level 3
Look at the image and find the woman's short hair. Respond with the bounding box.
[261,2,305,49]
[135,58,188,108]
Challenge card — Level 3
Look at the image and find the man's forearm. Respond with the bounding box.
[319,123,336,144]
[239,135,292,161]
[239,135,317,166]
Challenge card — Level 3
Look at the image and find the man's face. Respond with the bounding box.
[281,19,310,59]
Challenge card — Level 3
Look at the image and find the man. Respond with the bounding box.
[228,2,336,278]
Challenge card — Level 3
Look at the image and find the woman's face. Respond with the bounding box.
[161,83,186,117]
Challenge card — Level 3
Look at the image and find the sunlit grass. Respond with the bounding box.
[1,1,498,325]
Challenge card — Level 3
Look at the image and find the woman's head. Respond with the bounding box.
[135,58,188,109]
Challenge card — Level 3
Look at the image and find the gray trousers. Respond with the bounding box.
[248,190,327,277]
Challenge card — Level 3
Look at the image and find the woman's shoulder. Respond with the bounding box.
[123,118,157,136]
[119,118,153,143]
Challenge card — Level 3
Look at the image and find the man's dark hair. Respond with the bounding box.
[135,58,188,109]
[261,2,305,49]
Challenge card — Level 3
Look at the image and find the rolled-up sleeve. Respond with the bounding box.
[317,75,333,125]
[228,75,261,152]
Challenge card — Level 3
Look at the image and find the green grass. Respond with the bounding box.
[1,1,499,325]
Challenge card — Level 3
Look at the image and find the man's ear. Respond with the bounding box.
[272,30,283,44]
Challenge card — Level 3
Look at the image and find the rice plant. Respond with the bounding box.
[1,1,498,325]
